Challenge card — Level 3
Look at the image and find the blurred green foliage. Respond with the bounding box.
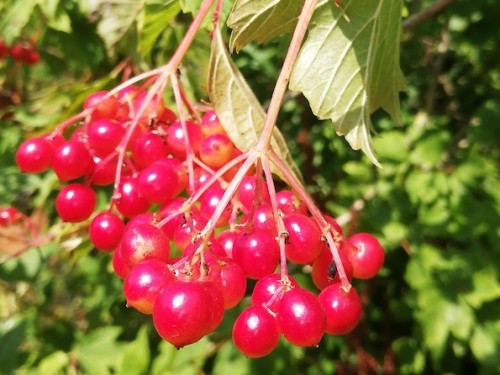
[1,0,499,374]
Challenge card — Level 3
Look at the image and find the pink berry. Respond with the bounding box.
[345,233,385,279]
[132,132,170,170]
[120,223,170,268]
[218,258,247,309]
[318,283,362,335]
[277,288,326,347]
[166,120,203,160]
[199,133,234,168]
[200,110,225,136]
[232,228,279,280]
[283,213,323,265]
[311,245,353,290]
[199,185,231,227]
[112,244,130,279]
[232,305,281,358]
[137,161,178,204]
[55,184,96,222]
[123,259,176,314]
[276,190,307,215]
[115,177,150,219]
[89,211,124,251]
[252,273,299,312]
[153,281,213,348]
[52,140,93,181]
[16,137,54,173]
[236,176,270,212]
[87,118,125,157]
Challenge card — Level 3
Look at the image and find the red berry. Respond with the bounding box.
[345,233,385,279]
[89,211,124,251]
[155,157,187,195]
[0,207,22,226]
[84,91,120,121]
[87,155,118,186]
[241,203,275,232]
[120,223,170,268]
[55,184,96,222]
[123,259,176,314]
[277,288,326,347]
[137,161,178,204]
[9,43,24,61]
[215,229,240,258]
[200,110,225,136]
[115,177,150,219]
[236,176,270,212]
[232,305,281,358]
[172,213,206,253]
[199,133,234,168]
[22,47,40,65]
[324,214,343,237]
[166,120,203,159]
[252,273,299,312]
[283,213,323,264]
[157,197,189,238]
[87,118,125,157]
[201,281,225,333]
[112,244,130,279]
[318,283,362,335]
[153,281,213,347]
[311,245,353,290]
[232,228,279,280]
[218,258,247,309]
[276,190,307,215]
[16,137,54,173]
[199,185,231,227]
[52,140,93,181]
[132,132,170,170]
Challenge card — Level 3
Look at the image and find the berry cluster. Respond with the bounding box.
[15,84,385,356]
[0,38,40,65]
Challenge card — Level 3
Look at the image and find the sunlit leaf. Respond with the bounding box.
[227,0,303,52]
[86,0,146,54]
[139,1,181,56]
[0,0,37,43]
[290,0,406,166]
[208,28,301,182]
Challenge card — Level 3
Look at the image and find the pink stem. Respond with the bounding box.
[261,156,288,277]
[269,150,351,292]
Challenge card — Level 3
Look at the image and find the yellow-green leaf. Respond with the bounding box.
[289,0,407,166]
[227,0,303,52]
[208,28,301,182]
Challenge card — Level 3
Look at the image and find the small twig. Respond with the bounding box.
[403,0,455,32]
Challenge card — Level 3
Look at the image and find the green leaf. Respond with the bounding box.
[118,326,150,375]
[0,0,37,43]
[139,1,181,57]
[180,0,234,30]
[208,28,302,182]
[38,351,70,374]
[179,0,202,15]
[419,296,449,361]
[151,337,214,375]
[75,326,123,375]
[0,319,27,374]
[289,0,406,166]
[464,267,500,308]
[227,0,303,52]
[85,0,146,54]
[392,337,425,375]
[470,324,499,363]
